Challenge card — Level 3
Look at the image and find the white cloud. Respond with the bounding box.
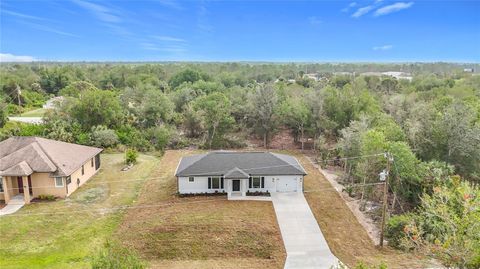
[2,10,49,21]
[17,20,79,37]
[152,35,185,42]
[155,0,183,10]
[352,5,374,18]
[374,2,414,16]
[0,53,36,62]
[341,2,357,12]
[373,45,393,51]
[72,0,121,23]
[308,16,322,25]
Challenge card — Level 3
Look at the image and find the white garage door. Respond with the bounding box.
[276,177,297,192]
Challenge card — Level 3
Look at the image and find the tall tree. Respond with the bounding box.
[193,92,234,148]
[250,84,278,148]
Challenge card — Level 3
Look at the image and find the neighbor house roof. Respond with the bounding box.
[175,151,307,177]
[0,136,102,177]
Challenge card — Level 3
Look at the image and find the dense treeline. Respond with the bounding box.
[1,62,479,267]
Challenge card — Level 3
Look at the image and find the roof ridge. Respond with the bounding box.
[32,137,63,174]
[30,141,58,172]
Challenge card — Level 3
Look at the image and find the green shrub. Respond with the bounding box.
[90,125,119,148]
[38,194,55,201]
[91,241,145,269]
[125,148,138,165]
[0,121,45,140]
[385,213,416,249]
[146,125,171,151]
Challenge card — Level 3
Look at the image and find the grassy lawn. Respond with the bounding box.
[115,150,286,269]
[18,108,48,117]
[295,153,436,268]
[0,153,159,269]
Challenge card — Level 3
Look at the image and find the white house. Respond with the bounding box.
[175,151,307,197]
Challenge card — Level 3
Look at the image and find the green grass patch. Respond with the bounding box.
[0,153,159,269]
[18,108,47,117]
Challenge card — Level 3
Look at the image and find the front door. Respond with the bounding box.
[232,180,240,192]
[17,176,24,193]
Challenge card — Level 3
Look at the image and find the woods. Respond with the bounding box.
[1,62,479,267]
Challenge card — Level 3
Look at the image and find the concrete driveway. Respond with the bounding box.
[271,192,339,269]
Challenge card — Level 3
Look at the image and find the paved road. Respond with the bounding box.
[271,192,339,269]
[8,117,43,124]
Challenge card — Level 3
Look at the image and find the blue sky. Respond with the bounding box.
[0,0,479,62]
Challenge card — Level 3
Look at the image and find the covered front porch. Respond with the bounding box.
[224,167,249,198]
[1,175,34,205]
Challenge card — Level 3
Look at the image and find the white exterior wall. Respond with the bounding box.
[178,176,226,194]
[247,175,303,193]
[178,175,304,194]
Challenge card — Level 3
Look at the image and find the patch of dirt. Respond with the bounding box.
[248,127,314,151]
[72,186,108,204]
[308,158,381,245]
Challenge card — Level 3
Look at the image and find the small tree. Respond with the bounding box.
[90,125,119,148]
[397,177,480,268]
[125,148,138,165]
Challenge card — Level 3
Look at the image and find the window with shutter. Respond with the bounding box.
[221,177,224,189]
[208,177,212,189]
[249,177,252,188]
[261,177,265,188]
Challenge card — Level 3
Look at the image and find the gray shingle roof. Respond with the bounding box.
[175,151,306,177]
[224,167,250,179]
[0,136,102,177]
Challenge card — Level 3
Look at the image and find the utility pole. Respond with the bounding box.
[379,152,392,247]
[16,84,21,106]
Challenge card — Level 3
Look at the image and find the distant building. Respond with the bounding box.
[303,73,319,81]
[464,68,474,73]
[42,96,65,109]
[361,71,413,81]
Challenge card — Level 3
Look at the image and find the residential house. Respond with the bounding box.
[0,137,102,204]
[175,151,307,197]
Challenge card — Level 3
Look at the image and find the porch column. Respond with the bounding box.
[22,176,31,204]
[241,179,246,197]
[2,176,10,204]
[226,179,232,197]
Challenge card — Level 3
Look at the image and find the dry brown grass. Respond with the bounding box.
[116,150,285,269]
[295,153,436,268]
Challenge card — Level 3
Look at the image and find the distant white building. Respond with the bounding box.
[464,68,474,73]
[303,73,319,81]
[43,96,65,109]
[361,71,413,81]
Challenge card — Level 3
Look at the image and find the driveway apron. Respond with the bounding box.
[271,192,338,269]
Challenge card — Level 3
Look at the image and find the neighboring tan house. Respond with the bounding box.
[0,137,102,205]
[175,151,307,197]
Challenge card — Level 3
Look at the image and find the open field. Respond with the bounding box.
[116,150,286,269]
[295,153,436,268]
[0,153,159,269]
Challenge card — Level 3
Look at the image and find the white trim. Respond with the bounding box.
[54,177,64,188]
